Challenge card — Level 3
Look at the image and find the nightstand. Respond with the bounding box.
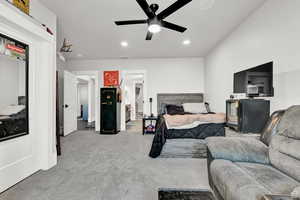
[142,116,158,135]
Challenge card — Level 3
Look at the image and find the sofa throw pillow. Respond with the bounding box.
[166,104,185,115]
[183,103,207,114]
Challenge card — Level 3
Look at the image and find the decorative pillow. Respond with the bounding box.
[182,103,207,114]
[166,104,185,115]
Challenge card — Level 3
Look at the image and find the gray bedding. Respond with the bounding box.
[149,115,225,158]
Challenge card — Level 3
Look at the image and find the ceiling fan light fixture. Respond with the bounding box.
[115,0,192,40]
[148,24,161,34]
[121,41,129,47]
[183,40,191,45]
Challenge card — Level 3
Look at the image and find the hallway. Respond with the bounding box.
[0,130,209,200]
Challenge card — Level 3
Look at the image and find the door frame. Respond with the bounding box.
[121,70,147,131]
[72,71,100,132]
[56,71,61,155]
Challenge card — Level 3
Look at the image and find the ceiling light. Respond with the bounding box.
[148,24,161,34]
[183,40,191,45]
[77,53,83,57]
[121,41,128,47]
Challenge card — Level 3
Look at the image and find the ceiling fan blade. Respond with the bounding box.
[161,21,187,33]
[136,0,155,18]
[157,0,192,19]
[115,20,147,26]
[146,31,153,40]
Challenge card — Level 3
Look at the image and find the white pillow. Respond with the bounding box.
[0,105,25,116]
[182,103,207,114]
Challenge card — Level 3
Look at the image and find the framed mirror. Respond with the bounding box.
[0,33,29,142]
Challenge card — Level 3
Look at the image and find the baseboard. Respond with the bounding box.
[0,155,37,193]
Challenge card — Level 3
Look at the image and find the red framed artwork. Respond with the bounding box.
[104,71,119,86]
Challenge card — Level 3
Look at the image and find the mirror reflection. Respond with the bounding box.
[0,34,28,142]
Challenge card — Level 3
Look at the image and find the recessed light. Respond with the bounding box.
[183,40,191,45]
[121,41,128,47]
[77,53,83,57]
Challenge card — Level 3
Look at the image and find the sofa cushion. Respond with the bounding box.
[236,162,300,195]
[269,148,300,183]
[206,137,269,164]
[210,160,269,200]
[269,106,300,182]
[277,105,300,139]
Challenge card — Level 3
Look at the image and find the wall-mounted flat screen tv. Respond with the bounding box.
[234,62,274,97]
[0,33,29,142]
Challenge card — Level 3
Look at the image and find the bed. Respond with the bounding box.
[149,93,226,158]
[0,98,27,142]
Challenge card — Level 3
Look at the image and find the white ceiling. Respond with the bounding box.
[40,0,266,60]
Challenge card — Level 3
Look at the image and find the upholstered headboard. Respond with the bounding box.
[157,93,204,115]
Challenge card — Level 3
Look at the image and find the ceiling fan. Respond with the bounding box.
[115,0,192,40]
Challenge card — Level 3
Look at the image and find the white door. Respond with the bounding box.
[64,71,78,136]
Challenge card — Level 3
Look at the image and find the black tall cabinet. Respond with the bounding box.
[100,88,121,134]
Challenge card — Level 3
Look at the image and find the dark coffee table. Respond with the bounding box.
[158,188,215,200]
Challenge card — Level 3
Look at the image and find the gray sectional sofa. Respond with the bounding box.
[206,106,300,200]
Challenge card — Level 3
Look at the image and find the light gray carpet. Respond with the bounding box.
[0,130,209,200]
[126,120,143,133]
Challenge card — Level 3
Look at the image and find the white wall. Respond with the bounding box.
[6,0,57,36]
[67,58,204,131]
[30,0,57,36]
[205,0,300,113]
[78,84,88,105]
[0,56,20,108]
[67,57,205,116]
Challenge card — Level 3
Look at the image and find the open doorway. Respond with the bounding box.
[76,75,96,131]
[135,83,144,120]
[123,72,145,133]
[63,71,97,135]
